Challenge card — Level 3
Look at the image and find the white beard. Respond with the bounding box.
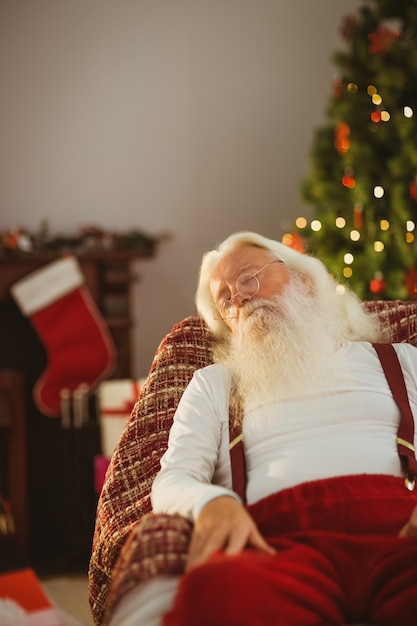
[214,277,346,407]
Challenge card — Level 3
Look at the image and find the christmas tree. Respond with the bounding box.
[289,0,417,300]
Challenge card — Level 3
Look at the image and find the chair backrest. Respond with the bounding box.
[89,300,417,624]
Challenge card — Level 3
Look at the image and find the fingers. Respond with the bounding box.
[186,520,228,570]
[223,520,275,557]
[398,522,417,538]
[186,495,275,571]
[399,505,417,538]
[186,497,242,570]
[248,527,277,556]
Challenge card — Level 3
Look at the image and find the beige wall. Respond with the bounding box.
[0,0,360,375]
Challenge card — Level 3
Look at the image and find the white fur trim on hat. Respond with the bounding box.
[10,256,84,316]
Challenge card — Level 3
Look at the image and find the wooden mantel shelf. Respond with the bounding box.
[0,248,154,300]
[0,247,155,262]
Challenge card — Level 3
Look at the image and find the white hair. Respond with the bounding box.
[195,231,383,342]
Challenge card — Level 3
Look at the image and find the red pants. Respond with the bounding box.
[163,475,417,626]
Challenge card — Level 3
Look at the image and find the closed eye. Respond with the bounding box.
[220,298,233,312]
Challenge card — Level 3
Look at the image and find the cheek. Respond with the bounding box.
[262,274,290,298]
[277,276,290,293]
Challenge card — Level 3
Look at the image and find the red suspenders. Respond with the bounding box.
[373,343,417,490]
[229,343,417,504]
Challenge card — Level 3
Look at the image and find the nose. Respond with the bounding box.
[229,291,253,308]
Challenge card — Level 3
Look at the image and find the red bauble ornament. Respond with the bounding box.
[342,169,356,189]
[410,180,417,202]
[405,268,417,300]
[370,271,386,295]
[333,74,343,99]
[339,14,358,41]
[368,26,399,54]
[282,232,305,253]
[2,231,21,250]
[335,122,350,154]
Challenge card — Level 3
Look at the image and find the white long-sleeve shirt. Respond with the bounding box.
[151,341,417,521]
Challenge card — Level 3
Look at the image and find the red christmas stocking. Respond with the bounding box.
[11,256,116,417]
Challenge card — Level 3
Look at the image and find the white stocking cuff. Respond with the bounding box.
[11,256,84,316]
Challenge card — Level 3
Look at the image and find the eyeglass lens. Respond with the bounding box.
[236,273,259,296]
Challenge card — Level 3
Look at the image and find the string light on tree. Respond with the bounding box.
[295,217,308,229]
[406,221,415,244]
[297,1,417,300]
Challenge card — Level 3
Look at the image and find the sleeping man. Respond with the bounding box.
[110,231,417,626]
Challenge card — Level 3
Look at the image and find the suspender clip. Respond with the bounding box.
[405,476,416,491]
[397,437,416,452]
[229,433,244,450]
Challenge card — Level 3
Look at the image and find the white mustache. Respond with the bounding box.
[240,298,280,319]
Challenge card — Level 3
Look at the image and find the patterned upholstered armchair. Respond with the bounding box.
[89,301,417,625]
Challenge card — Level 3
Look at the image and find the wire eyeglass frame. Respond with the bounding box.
[214,258,283,321]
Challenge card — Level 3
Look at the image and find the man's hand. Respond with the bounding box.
[186,495,276,571]
[399,505,417,538]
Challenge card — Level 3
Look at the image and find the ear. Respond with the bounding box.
[299,272,314,295]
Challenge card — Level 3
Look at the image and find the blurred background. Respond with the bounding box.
[0,0,360,377]
[10,2,411,621]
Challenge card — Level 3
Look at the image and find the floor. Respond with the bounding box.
[41,574,94,626]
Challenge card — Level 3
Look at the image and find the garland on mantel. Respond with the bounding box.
[0,221,164,257]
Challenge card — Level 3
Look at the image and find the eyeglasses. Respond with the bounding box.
[215,259,283,321]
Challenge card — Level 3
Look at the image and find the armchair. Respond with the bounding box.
[89,300,417,625]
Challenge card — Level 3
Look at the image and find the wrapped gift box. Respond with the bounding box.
[94,455,111,495]
[95,378,146,494]
[97,378,146,458]
[0,568,63,626]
